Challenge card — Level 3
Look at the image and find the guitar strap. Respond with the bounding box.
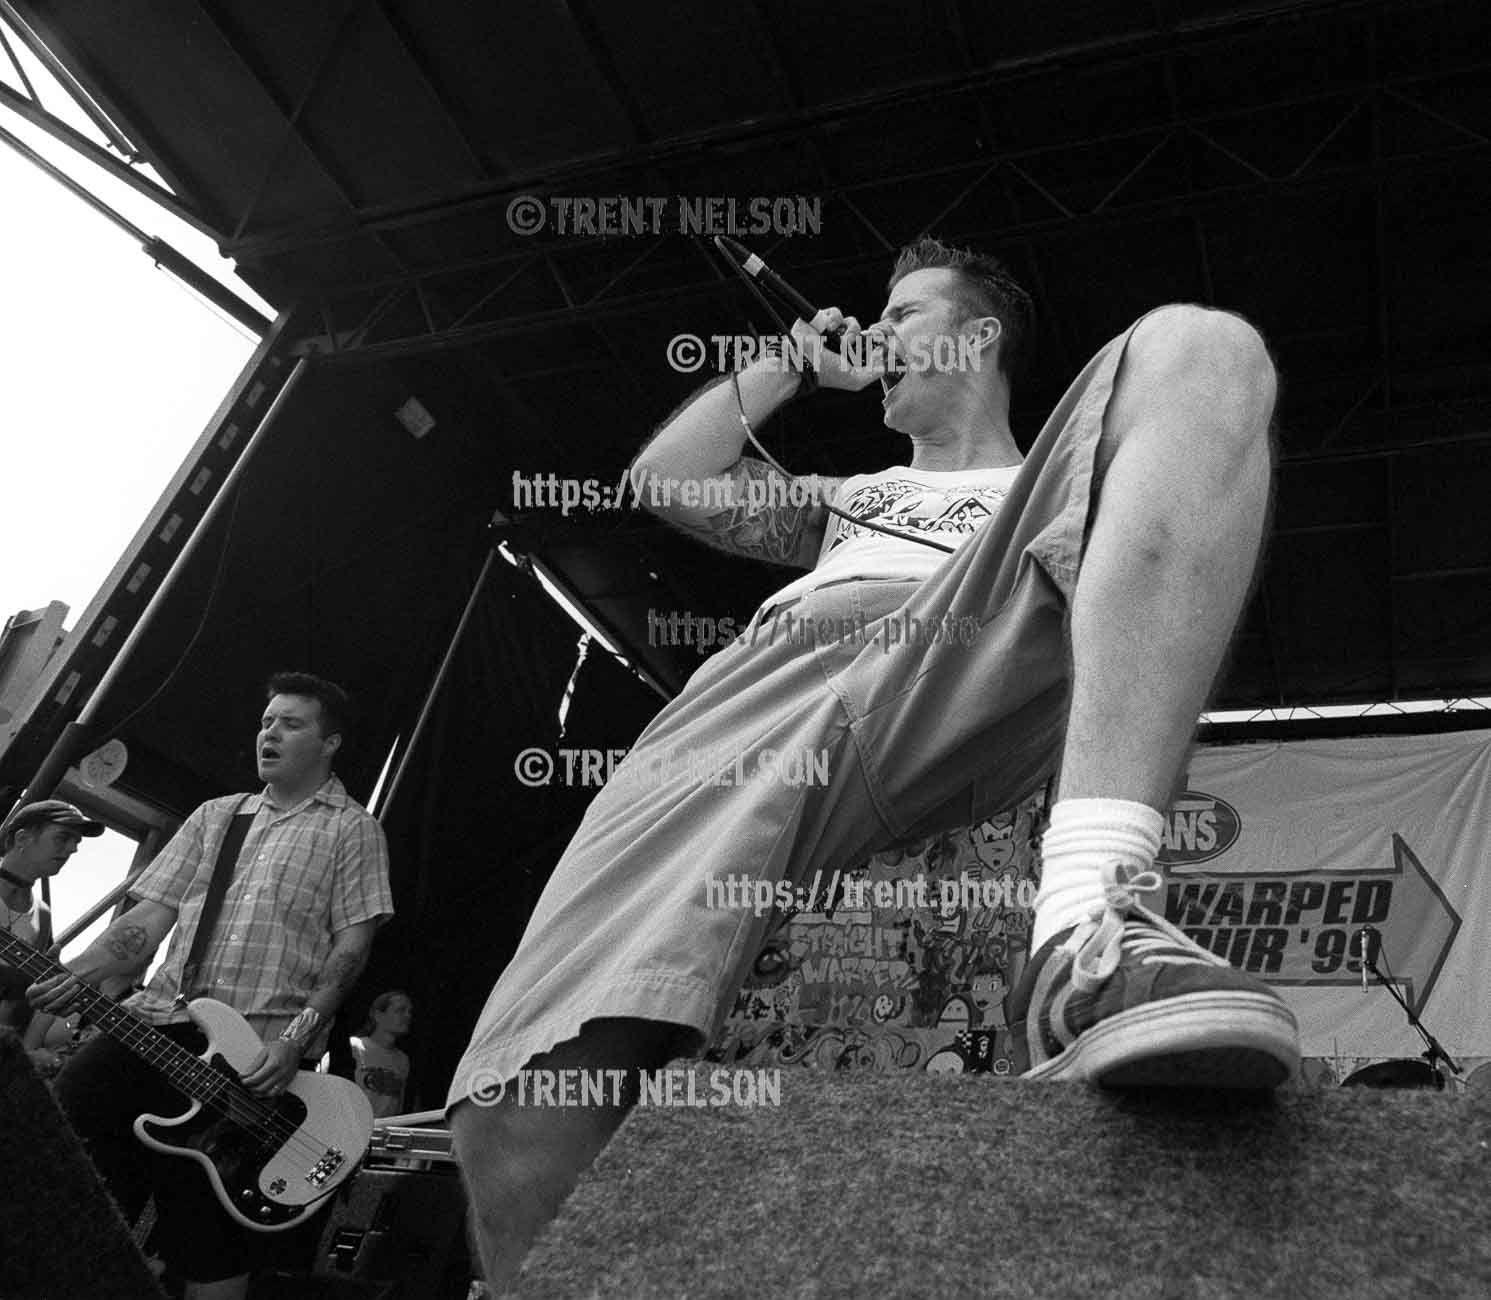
[178,794,254,1001]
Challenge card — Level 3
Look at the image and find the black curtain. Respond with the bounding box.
[341,553,666,1109]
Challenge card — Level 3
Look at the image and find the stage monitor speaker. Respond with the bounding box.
[308,1164,473,1299]
[0,1028,165,1300]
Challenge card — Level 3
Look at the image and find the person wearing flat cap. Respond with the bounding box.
[0,799,104,1072]
[0,799,104,948]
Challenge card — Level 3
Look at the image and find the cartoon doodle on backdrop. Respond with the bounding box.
[925,1047,965,1075]
[936,993,976,1032]
[710,1022,832,1070]
[733,980,799,1026]
[710,1019,827,1069]
[907,919,967,1026]
[966,971,1009,1031]
[922,1029,1014,1076]
[727,929,804,1025]
[710,789,1051,1073]
[969,812,1018,873]
[906,900,1017,1028]
[778,1024,923,1072]
[742,932,796,989]
[788,903,917,1028]
[952,1029,999,1074]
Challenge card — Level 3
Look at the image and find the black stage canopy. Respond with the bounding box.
[2,0,1489,1098]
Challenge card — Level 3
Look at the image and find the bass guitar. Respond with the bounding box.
[1,929,372,1231]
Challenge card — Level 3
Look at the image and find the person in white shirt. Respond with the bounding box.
[350,989,413,1118]
[449,235,1296,1287]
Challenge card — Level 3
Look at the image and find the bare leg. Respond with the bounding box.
[1014,308,1295,1085]
[451,1017,690,1293]
[1059,305,1276,804]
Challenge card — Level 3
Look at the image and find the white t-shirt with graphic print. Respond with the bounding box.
[764,463,1021,609]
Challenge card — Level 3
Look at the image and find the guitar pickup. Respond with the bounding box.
[306,1147,346,1186]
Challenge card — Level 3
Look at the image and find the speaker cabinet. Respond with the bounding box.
[0,1029,165,1300]
[311,1164,473,1298]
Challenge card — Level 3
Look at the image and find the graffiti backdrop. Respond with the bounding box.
[708,729,1491,1092]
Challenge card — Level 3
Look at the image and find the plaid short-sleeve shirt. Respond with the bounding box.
[124,776,393,1053]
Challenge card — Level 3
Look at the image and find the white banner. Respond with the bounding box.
[1149,729,1491,1081]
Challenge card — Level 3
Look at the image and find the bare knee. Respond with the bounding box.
[1128,303,1277,448]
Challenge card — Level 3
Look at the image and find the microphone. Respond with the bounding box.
[713,236,847,350]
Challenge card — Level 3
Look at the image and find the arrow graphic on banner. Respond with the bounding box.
[1140,833,1461,1014]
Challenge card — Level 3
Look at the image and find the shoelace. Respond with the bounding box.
[1069,862,1230,993]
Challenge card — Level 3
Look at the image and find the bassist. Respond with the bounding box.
[28,672,393,1300]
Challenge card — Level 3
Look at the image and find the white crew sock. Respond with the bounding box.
[1031,797,1165,951]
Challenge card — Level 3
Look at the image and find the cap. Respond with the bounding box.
[1,799,105,848]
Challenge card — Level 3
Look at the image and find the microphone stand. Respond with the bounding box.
[1362,952,1462,1082]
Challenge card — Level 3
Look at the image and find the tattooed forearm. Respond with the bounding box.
[104,924,151,962]
[674,458,833,568]
[307,947,369,1010]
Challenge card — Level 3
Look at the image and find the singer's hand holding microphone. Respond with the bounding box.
[788,308,889,393]
[712,236,888,395]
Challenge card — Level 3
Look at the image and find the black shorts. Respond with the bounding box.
[53,1021,328,1282]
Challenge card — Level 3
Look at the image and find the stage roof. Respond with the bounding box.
[4,0,1491,816]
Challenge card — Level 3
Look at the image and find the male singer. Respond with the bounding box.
[450,235,1295,1286]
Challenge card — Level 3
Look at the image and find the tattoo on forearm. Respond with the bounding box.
[104,925,150,961]
[310,949,367,1003]
[675,459,829,568]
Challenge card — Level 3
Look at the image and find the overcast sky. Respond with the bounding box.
[1,34,274,950]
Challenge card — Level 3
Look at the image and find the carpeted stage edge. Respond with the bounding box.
[0,1028,165,1300]
[510,1062,1491,1300]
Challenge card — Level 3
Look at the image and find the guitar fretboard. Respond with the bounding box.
[0,930,237,1104]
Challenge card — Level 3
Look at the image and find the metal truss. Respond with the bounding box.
[287,64,1490,371]
[223,0,1403,260]
[5,0,1485,721]
[0,312,304,792]
[0,1,220,238]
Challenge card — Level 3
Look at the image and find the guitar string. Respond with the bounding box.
[85,999,331,1157]
[92,997,343,1159]
[7,942,345,1165]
